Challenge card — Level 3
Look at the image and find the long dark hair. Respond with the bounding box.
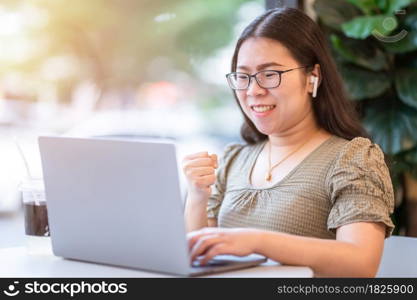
[231,8,369,144]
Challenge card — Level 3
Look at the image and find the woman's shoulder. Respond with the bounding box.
[317,135,383,161]
[222,142,245,154]
[326,136,391,191]
[326,136,395,237]
[223,140,263,152]
[309,135,388,178]
[219,141,264,165]
[333,136,386,164]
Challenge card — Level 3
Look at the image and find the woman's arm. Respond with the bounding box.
[255,222,386,277]
[188,222,386,277]
[182,151,218,233]
[184,195,218,232]
[184,195,208,232]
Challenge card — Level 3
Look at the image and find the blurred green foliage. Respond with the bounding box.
[315,0,417,234]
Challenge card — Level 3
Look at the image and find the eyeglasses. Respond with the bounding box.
[225,66,310,90]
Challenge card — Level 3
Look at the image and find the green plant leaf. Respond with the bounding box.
[404,147,417,164]
[347,0,378,15]
[383,30,417,53]
[314,0,361,30]
[391,155,411,173]
[395,69,417,108]
[364,98,417,155]
[339,64,391,100]
[404,11,417,31]
[376,0,389,12]
[403,148,417,177]
[385,0,417,15]
[330,34,389,71]
[342,15,398,39]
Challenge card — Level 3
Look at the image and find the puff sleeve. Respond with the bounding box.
[327,137,395,237]
[207,143,244,219]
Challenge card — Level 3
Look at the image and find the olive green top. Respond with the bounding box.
[207,136,395,239]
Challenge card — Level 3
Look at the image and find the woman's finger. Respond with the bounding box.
[210,154,218,169]
[190,234,223,262]
[187,167,215,177]
[183,158,215,169]
[187,228,218,250]
[184,152,209,160]
[196,174,216,187]
[199,243,227,266]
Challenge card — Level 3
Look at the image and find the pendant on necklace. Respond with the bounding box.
[265,173,272,181]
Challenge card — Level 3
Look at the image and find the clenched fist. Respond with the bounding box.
[182,152,218,199]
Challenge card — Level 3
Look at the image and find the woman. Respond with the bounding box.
[182,7,394,277]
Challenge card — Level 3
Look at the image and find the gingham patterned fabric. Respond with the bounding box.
[207,135,395,239]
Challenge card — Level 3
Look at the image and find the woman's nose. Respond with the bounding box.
[246,78,266,96]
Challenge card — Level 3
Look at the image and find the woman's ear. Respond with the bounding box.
[308,64,321,98]
[311,64,321,85]
[310,75,319,98]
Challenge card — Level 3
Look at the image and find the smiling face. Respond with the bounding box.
[235,37,315,136]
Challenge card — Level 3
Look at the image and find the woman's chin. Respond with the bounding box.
[254,125,274,136]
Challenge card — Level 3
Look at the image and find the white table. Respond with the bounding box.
[0,246,314,278]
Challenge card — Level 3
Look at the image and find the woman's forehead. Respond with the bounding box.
[237,37,296,69]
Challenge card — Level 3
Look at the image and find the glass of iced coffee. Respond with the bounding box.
[19,177,51,254]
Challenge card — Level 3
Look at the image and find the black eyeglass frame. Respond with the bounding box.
[225,65,311,90]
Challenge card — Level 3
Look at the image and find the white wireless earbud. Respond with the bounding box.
[310,76,318,98]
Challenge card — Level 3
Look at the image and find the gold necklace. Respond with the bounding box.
[265,130,319,182]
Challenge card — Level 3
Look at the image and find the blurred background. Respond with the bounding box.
[1,0,417,248]
[0,0,265,247]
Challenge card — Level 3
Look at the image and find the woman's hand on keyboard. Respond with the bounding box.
[187,227,263,266]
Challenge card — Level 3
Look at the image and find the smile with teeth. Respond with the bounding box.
[251,105,276,113]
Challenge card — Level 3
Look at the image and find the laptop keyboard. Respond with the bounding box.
[191,259,230,268]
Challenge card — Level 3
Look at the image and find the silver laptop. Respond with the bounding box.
[38,136,266,276]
